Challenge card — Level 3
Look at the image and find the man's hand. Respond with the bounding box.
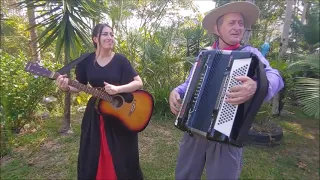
[226,76,257,105]
[169,90,182,115]
[104,82,121,95]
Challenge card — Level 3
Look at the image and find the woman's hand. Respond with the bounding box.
[56,74,70,92]
[104,82,121,95]
[103,76,143,95]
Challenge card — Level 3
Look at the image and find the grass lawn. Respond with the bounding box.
[1,106,319,179]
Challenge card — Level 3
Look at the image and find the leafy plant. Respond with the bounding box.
[288,51,319,119]
[294,77,319,118]
[0,52,61,132]
[290,1,320,54]
[74,92,91,107]
[1,15,30,55]
[269,59,293,111]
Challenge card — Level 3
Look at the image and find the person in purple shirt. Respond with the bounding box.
[169,2,284,180]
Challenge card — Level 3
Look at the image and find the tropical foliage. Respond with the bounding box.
[0,52,62,132]
[288,51,319,118]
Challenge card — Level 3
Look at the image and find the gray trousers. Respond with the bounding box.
[175,132,244,180]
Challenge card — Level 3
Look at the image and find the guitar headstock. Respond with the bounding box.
[24,62,56,79]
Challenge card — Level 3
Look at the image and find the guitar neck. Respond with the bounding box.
[52,72,112,102]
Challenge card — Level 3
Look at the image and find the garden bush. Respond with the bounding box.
[0,52,62,156]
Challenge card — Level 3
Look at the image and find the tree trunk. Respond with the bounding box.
[60,74,72,134]
[92,19,96,28]
[279,0,294,58]
[263,0,271,41]
[60,44,72,134]
[301,0,309,24]
[242,0,255,45]
[294,0,298,18]
[272,0,294,116]
[242,31,251,45]
[27,2,41,62]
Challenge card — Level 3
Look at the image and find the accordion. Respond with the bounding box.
[175,49,269,147]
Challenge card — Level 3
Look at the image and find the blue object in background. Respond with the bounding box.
[261,42,270,57]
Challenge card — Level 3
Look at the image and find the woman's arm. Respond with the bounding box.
[104,75,143,95]
[118,75,143,93]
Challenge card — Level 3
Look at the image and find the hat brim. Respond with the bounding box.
[202,2,260,34]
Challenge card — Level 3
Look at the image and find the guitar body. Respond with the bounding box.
[96,90,154,132]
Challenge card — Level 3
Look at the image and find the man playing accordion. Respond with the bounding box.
[169,2,284,180]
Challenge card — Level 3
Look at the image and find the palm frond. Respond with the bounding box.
[17,0,104,62]
[294,77,320,119]
[288,51,320,74]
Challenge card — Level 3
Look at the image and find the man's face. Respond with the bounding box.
[214,12,245,45]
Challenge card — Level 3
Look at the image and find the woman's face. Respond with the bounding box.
[94,26,114,49]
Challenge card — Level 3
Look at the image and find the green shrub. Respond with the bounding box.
[143,57,187,117]
[269,59,294,105]
[0,52,62,132]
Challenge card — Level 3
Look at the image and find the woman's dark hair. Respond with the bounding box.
[92,23,113,49]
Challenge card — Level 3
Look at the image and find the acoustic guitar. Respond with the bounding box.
[25,62,154,132]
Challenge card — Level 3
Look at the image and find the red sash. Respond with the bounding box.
[212,41,240,50]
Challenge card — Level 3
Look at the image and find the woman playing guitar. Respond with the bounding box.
[56,23,144,180]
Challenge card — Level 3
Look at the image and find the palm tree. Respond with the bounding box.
[26,1,41,62]
[288,51,319,118]
[17,0,103,134]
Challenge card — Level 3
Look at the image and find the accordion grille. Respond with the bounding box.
[217,64,249,125]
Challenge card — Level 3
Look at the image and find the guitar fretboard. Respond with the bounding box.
[53,72,112,102]
[69,80,112,101]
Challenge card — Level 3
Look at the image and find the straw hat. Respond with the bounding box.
[202,1,260,34]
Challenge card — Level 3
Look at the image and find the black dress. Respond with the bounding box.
[75,52,143,180]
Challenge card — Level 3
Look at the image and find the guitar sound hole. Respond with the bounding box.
[112,96,123,108]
